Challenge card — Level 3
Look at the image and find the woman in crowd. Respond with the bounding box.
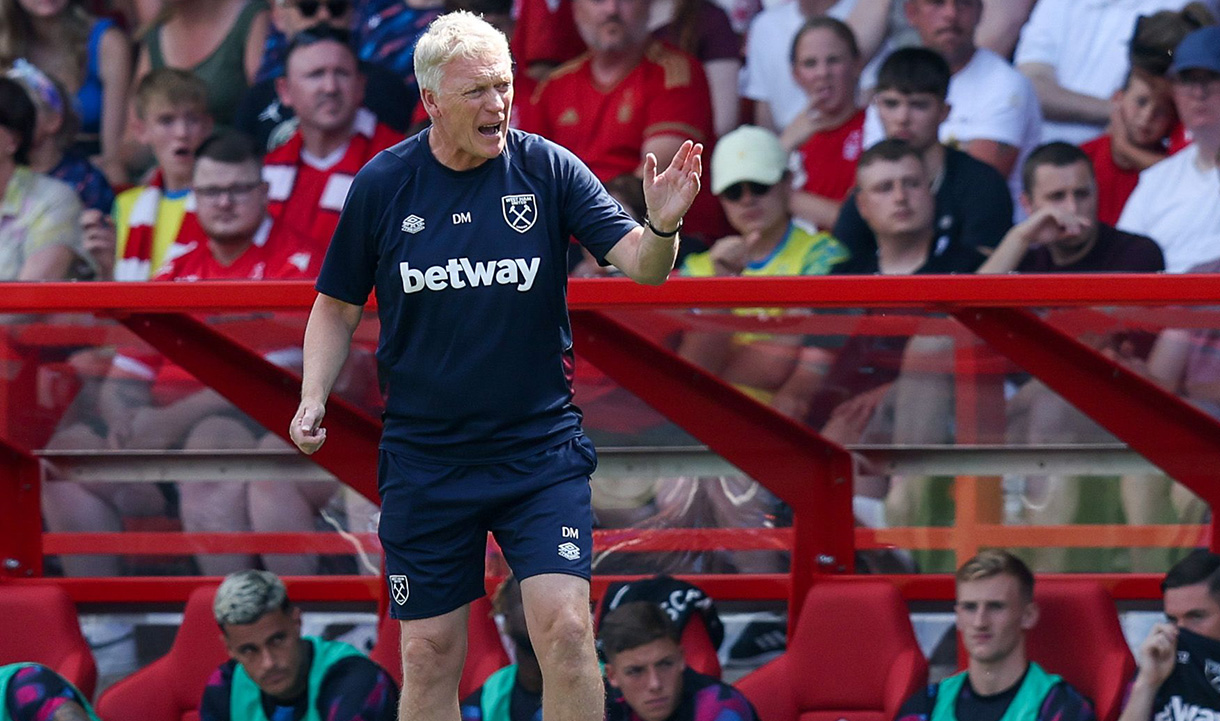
[8,59,114,214]
[132,0,270,128]
[0,0,131,185]
[0,77,85,281]
[782,17,865,230]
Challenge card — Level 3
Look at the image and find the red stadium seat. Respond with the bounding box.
[0,584,97,698]
[1027,579,1134,721]
[736,579,928,721]
[370,594,510,699]
[678,612,722,679]
[96,585,228,721]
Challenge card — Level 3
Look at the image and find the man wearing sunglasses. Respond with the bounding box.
[237,3,414,152]
[261,25,404,254]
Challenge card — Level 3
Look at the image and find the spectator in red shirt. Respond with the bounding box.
[522,0,725,241]
[1080,69,1177,226]
[156,131,321,281]
[263,24,403,255]
[782,16,865,231]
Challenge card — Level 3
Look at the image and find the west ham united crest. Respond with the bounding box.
[389,574,409,606]
[502,194,537,233]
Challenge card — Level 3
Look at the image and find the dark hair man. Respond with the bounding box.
[1118,550,1220,720]
[601,602,755,721]
[201,570,398,721]
[832,47,1012,261]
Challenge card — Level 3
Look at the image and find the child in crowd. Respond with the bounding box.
[111,68,213,281]
[1080,69,1177,226]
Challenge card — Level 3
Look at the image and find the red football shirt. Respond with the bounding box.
[153,218,321,281]
[1080,134,1140,228]
[523,40,727,239]
[797,108,865,203]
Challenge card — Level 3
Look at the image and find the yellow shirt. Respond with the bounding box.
[114,185,190,279]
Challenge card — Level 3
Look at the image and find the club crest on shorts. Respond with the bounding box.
[502,194,537,233]
[558,542,581,561]
[389,574,410,606]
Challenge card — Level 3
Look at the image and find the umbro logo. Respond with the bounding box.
[401,215,425,233]
[558,542,581,561]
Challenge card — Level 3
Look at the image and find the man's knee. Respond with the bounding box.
[399,610,469,686]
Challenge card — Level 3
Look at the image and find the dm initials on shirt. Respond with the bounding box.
[399,256,541,293]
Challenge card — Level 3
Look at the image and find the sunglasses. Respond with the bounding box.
[293,0,351,17]
[721,181,774,202]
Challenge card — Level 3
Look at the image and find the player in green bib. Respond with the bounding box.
[200,570,399,721]
[896,550,1096,721]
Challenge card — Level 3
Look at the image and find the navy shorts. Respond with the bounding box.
[378,434,597,620]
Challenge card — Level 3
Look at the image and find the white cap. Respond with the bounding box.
[710,125,788,195]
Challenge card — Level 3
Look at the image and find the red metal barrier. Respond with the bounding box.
[4,275,1220,611]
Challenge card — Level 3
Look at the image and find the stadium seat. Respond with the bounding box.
[677,611,722,679]
[0,584,97,698]
[736,579,927,721]
[96,585,228,721]
[1027,579,1134,721]
[370,594,510,699]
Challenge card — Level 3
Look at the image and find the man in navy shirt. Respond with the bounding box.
[287,11,702,721]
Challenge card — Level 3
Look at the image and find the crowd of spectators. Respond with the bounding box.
[0,0,1218,584]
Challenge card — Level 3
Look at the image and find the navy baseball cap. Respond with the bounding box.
[1169,26,1220,76]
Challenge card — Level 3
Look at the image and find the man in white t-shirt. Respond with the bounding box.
[1015,0,1213,146]
[862,0,1041,208]
[1117,26,1220,273]
[740,0,857,132]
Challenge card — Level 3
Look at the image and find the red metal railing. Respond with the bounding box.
[1,276,1219,617]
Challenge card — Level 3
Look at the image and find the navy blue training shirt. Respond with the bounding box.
[317,128,638,464]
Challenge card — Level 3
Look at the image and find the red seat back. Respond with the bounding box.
[97,586,229,721]
[1027,579,1134,721]
[0,584,97,698]
[370,595,510,699]
[678,612,721,679]
[737,579,927,721]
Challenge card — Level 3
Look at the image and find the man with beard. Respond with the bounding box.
[262,24,403,255]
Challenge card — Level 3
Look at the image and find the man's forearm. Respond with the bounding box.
[301,294,364,405]
[1116,675,1160,721]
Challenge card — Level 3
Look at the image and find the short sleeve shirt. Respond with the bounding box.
[151,218,321,281]
[316,129,638,463]
[1117,144,1220,273]
[795,109,866,205]
[1017,223,1164,273]
[0,167,83,280]
[1013,0,1196,146]
[523,40,714,183]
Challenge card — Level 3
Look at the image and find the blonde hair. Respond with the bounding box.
[133,68,210,120]
[414,10,511,94]
[0,0,91,86]
[956,549,1035,602]
[214,570,290,628]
